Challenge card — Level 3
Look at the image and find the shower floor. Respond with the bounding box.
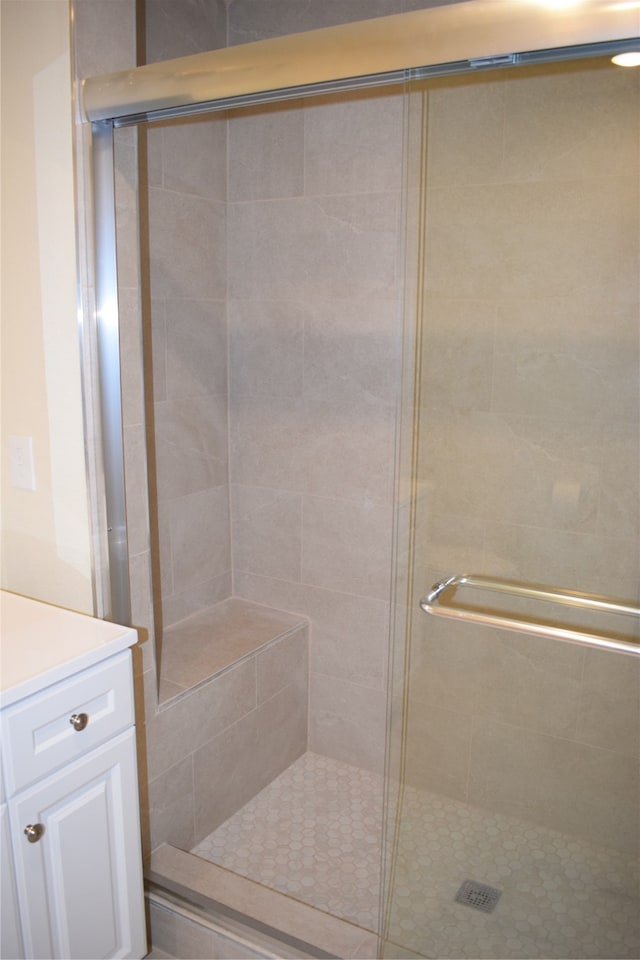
[192,751,639,959]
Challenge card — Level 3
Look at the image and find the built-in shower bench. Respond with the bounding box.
[157,596,308,704]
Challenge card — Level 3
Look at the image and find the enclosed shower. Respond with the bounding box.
[80,2,640,957]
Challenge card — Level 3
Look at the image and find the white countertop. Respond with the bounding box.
[0,591,138,708]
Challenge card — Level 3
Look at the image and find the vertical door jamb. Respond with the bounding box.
[91,119,131,625]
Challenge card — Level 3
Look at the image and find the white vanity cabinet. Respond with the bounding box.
[0,592,147,960]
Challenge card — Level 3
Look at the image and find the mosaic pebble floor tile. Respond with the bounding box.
[193,752,384,931]
[192,751,639,959]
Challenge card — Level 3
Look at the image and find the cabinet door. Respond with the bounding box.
[1,803,24,959]
[9,729,146,960]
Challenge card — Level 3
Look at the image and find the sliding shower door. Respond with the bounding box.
[384,56,640,959]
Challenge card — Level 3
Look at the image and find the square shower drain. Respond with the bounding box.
[455,879,502,913]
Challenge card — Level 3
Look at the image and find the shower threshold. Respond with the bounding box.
[147,844,380,959]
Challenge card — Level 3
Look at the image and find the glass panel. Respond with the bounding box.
[115,83,410,952]
[384,57,640,959]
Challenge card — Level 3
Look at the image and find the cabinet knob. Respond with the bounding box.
[69,712,89,732]
[24,823,45,843]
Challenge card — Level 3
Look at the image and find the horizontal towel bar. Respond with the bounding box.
[420,574,640,656]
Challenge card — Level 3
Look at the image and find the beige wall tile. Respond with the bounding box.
[73,0,135,78]
[128,551,155,644]
[118,286,144,427]
[309,673,387,772]
[421,299,495,414]
[165,300,227,400]
[492,298,639,425]
[424,74,505,188]
[146,657,257,781]
[155,397,228,501]
[231,485,302,582]
[302,495,393,600]
[148,900,215,960]
[234,572,390,692]
[144,126,164,190]
[149,188,226,301]
[228,103,304,201]
[148,755,195,851]
[501,62,640,184]
[114,129,140,291]
[256,624,308,704]
[230,395,307,490]
[304,88,404,197]
[159,116,227,201]
[124,424,151,557]
[168,486,231,592]
[162,572,232,628]
[484,521,639,601]
[301,399,396,504]
[467,717,640,853]
[229,300,303,399]
[403,699,471,800]
[425,177,638,303]
[303,299,401,409]
[577,648,640,757]
[145,0,227,62]
[228,0,405,44]
[228,192,400,301]
[411,616,584,739]
[193,679,307,839]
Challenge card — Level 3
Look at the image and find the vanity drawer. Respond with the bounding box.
[1,651,134,795]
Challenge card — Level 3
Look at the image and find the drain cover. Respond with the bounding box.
[455,879,502,913]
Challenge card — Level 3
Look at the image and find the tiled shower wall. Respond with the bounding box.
[144,9,231,630]
[140,0,426,778]
[75,0,639,863]
[405,63,640,854]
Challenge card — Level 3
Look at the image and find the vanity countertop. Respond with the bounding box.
[0,590,137,708]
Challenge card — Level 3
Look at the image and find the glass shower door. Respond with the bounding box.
[384,55,640,960]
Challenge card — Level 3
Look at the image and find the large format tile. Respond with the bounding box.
[229,300,303,400]
[304,88,404,197]
[577,647,640,757]
[157,115,227,201]
[467,717,640,853]
[234,572,390,691]
[168,486,231,592]
[193,678,307,839]
[228,103,304,201]
[149,188,226,301]
[148,755,196,852]
[228,193,400,301]
[302,298,401,410]
[302,495,393,600]
[411,616,585,740]
[309,674,387,772]
[424,177,638,303]
[231,485,302,582]
[155,397,228,501]
[159,597,306,691]
[164,299,227,401]
[145,0,227,61]
[146,657,257,781]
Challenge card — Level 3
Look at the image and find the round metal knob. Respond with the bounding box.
[69,712,89,732]
[24,823,45,844]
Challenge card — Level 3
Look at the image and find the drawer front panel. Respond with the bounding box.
[1,651,134,795]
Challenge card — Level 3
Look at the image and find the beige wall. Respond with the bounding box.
[1,0,93,613]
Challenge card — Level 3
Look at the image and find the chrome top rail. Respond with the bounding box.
[420,574,640,656]
[81,0,640,124]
